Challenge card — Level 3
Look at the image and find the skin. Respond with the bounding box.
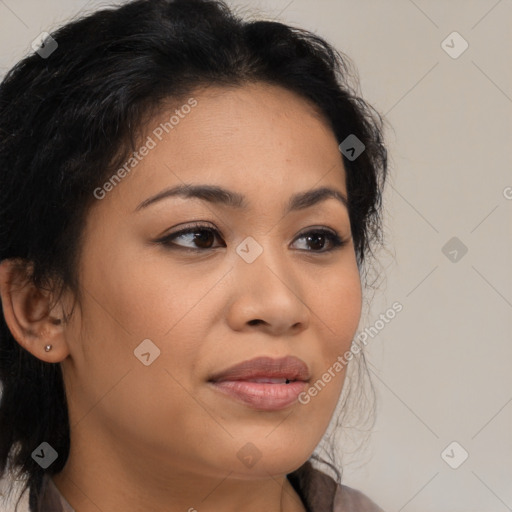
[0,82,362,512]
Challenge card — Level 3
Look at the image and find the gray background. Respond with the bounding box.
[0,1,511,511]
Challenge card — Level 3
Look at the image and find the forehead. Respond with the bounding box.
[95,82,347,215]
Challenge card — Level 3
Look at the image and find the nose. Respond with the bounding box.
[225,243,310,336]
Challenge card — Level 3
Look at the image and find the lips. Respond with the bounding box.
[208,356,311,383]
[208,356,311,411]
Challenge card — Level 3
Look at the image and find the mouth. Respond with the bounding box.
[207,356,310,411]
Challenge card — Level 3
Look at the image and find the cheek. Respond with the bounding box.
[302,264,362,414]
[79,236,190,338]
[316,263,362,356]
[64,280,207,456]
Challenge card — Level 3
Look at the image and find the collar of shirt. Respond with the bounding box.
[31,462,385,512]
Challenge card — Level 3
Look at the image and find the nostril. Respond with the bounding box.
[248,319,263,326]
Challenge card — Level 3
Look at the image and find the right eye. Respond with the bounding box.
[156,223,226,251]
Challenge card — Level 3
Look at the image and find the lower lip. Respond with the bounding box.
[209,380,307,411]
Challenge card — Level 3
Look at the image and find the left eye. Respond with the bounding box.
[293,229,348,252]
[157,224,348,253]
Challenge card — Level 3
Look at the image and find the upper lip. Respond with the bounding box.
[208,356,311,382]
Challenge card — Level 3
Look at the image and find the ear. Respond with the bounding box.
[0,258,71,363]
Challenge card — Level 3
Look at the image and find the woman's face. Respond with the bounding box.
[59,82,362,480]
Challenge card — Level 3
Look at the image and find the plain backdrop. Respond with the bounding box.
[0,1,511,511]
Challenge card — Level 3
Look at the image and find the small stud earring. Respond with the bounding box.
[44,344,53,352]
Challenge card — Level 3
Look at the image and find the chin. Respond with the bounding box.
[222,444,314,480]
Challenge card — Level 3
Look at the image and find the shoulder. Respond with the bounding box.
[0,470,30,512]
[333,483,385,512]
[30,473,74,512]
[287,461,385,512]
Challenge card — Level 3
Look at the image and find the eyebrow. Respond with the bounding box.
[134,183,349,214]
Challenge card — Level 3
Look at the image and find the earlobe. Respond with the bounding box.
[0,258,70,362]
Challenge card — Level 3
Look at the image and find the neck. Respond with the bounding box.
[50,440,307,512]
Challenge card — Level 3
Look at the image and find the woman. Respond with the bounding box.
[0,0,388,510]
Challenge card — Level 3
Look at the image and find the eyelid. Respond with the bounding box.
[155,222,350,253]
[159,221,221,240]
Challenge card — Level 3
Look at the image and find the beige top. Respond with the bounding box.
[28,461,384,512]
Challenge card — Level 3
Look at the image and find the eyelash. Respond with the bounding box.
[156,222,349,254]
